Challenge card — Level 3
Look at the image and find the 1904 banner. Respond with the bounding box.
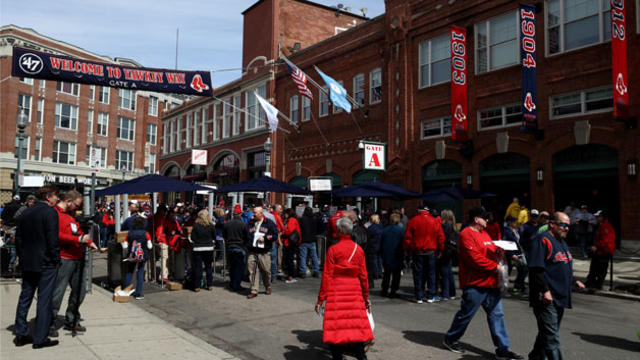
[11,47,213,96]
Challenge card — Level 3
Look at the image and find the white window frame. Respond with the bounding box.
[223,100,231,138]
[353,74,365,107]
[18,93,33,123]
[169,120,175,153]
[147,123,157,145]
[319,86,329,117]
[245,85,267,131]
[233,95,242,135]
[99,86,110,104]
[418,34,451,88]
[115,149,134,171]
[97,112,109,136]
[477,103,523,130]
[369,68,382,104]
[420,116,452,139]
[213,103,220,140]
[332,81,345,113]
[185,114,192,148]
[302,96,311,122]
[39,80,46,89]
[163,122,169,154]
[545,0,611,56]
[52,140,76,165]
[56,81,79,96]
[193,111,200,146]
[14,136,30,160]
[34,137,42,161]
[20,77,34,85]
[290,95,299,123]
[475,11,519,74]
[117,116,135,141]
[87,109,94,134]
[89,85,95,101]
[55,102,78,130]
[176,117,182,151]
[148,153,156,173]
[549,86,613,119]
[148,96,158,116]
[37,98,44,124]
[118,89,136,110]
[202,107,209,143]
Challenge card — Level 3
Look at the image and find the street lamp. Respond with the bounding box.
[264,136,272,204]
[14,109,28,196]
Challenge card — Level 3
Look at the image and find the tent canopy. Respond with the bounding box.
[422,186,496,202]
[95,174,212,196]
[332,181,422,199]
[216,175,310,195]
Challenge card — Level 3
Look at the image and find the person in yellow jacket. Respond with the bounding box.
[504,198,520,221]
[517,204,530,227]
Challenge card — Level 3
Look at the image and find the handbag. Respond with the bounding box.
[366,308,375,332]
[289,230,300,245]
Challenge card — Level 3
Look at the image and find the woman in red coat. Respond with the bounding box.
[282,208,301,282]
[315,217,373,360]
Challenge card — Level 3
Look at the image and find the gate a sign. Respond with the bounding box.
[363,142,386,171]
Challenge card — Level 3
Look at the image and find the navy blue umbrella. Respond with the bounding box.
[332,181,422,199]
[96,174,212,196]
[216,175,310,194]
[422,186,496,202]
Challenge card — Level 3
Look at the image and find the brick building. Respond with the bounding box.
[0,25,183,204]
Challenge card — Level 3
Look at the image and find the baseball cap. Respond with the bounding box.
[505,215,517,223]
[417,204,430,212]
[531,209,539,216]
[13,194,20,201]
[468,206,490,221]
[26,194,36,201]
[176,202,184,207]
[233,204,242,214]
[594,210,604,217]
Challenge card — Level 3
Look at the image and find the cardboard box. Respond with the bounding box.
[166,281,183,291]
[116,231,128,243]
[113,284,134,303]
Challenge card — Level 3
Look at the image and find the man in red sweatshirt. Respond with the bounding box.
[585,210,616,290]
[443,207,523,360]
[403,205,445,303]
[49,190,97,337]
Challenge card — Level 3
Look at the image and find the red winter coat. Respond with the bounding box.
[273,211,285,234]
[595,220,616,256]
[458,227,499,289]
[283,217,301,247]
[317,235,373,344]
[55,205,92,260]
[102,212,115,228]
[402,211,445,253]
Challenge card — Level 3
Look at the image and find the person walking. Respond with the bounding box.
[123,216,152,299]
[380,213,404,298]
[366,214,383,280]
[403,205,445,303]
[224,205,247,292]
[13,186,60,349]
[282,208,301,282]
[100,207,115,251]
[503,216,527,294]
[443,207,523,360]
[573,205,597,259]
[528,212,585,359]
[246,206,277,298]
[191,210,217,292]
[438,209,458,300]
[299,207,320,278]
[585,210,616,290]
[149,205,169,282]
[315,217,373,360]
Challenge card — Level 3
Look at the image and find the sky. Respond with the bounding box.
[1,0,385,87]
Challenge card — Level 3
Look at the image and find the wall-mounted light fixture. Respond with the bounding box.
[466,173,472,186]
[628,159,638,179]
[536,168,544,184]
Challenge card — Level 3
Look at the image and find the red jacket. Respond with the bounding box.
[595,220,616,256]
[272,211,285,234]
[149,213,167,244]
[283,217,301,247]
[55,205,92,260]
[402,212,445,253]
[485,222,502,240]
[102,212,115,228]
[458,227,499,288]
[327,211,342,241]
[317,235,373,344]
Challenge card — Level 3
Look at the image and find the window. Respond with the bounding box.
[550,87,612,118]
[20,77,33,85]
[169,120,175,153]
[89,85,95,101]
[18,93,32,123]
[319,86,329,117]
[99,86,110,104]
[39,80,46,89]
[14,136,29,159]
[163,123,169,154]
[370,69,382,104]
[37,98,44,123]
[419,34,451,87]
[223,100,231,138]
[476,12,518,73]
[245,85,266,131]
[421,116,452,139]
[148,96,158,116]
[34,137,42,161]
[176,117,181,150]
[193,111,200,146]
[290,95,299,123]
[148,153,156,173]
[478,104,522,130]
[115,150,134,171]
[87,109,94,134]
[233,95,241,135]
[56,81,79,96]
[353,74,365,106]
[85,146,106,168]
[213,103,220,140]
[118,89,136,110]
[202,107,209,142]
[55,103,78,130]
[302,97,311,121]
[117,116,135,141]
[185,114,192,148]
[547,0,611,55]
[147,123,157,145]
[97,112,109,136]
[52,141,76,165]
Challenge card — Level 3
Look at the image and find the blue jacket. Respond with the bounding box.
[366,223,383,253]
[246,217,278,254]
[380,224,404,271]
[502,225,522,258]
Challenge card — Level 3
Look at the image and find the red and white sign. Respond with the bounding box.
[191,149,207,166]
[363,142,385,171]
[450,25,468,141]
[611,0,629,119]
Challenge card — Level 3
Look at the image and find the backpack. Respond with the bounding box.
[127,240,145,262]
[444,226,459,258]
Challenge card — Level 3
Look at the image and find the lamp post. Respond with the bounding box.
[14,109,28,196]
[263,136,273,203]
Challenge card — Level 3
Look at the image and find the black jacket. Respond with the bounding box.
[299,215,317,243]
[1,200,21,226]
[246,217,278,253]
[191,223,216,250]
[15,201,60,272]
[351,222,368,248]
[224,217,247,251]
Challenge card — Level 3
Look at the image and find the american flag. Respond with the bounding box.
[286,63,313,100]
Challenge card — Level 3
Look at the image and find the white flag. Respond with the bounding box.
[255,92,279,132]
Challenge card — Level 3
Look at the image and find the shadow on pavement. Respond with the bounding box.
[283,329,332,360]
[403,330,496,359]
[572,332,640,352]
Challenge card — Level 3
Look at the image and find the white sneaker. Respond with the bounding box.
[416,299,423,304]
[285,278,298,284]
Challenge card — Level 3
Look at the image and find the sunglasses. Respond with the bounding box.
[554,222,570,229]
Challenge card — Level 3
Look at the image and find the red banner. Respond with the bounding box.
[450,26,468,141]
[611,0,629,119]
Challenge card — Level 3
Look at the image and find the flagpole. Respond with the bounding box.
[309,111,330,146]
[213,95,291,134]
[254,91,300,132]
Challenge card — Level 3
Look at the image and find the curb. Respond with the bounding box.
[589,289,640,302]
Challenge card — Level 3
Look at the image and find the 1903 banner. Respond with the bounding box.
[11,47,213,96]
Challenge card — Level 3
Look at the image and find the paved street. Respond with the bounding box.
[90,254,640,360]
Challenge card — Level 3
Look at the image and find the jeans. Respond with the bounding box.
[100,227,109,248]
[299,242,319,276]
[270,242,279,279]
[514,262,528,291]
[227,248,246,291]
[283,244,297,278]
[412,252,437,300]
[15,268,57,345]
[51,258,86,327]
[125,260,146,296]
[381,268,401,296]
[372,253,382,278]
[438,257,456,298]
[529,303,565,360]
[193,250,214,289]
[445,287,510,354]
[575,233,590,258]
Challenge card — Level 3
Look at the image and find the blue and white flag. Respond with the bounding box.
[255,92,279,132]
[316,67,351,114]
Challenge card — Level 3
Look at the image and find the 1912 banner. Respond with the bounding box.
[520,4,538,130]
[611,0,629,119]
[450,26,468,141]
[11,47,213,96]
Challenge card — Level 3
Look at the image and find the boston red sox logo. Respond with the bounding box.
[454,104,466,122]
[190,74,210,93]
[524,92,536,112]
[616,73,628,95]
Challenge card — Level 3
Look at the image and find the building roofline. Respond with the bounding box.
[242,0,368,20]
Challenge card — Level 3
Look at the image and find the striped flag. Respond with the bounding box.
[286,62,313,100]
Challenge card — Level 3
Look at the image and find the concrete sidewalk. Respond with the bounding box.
[1,278,240,360]
[571,256,640,300]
